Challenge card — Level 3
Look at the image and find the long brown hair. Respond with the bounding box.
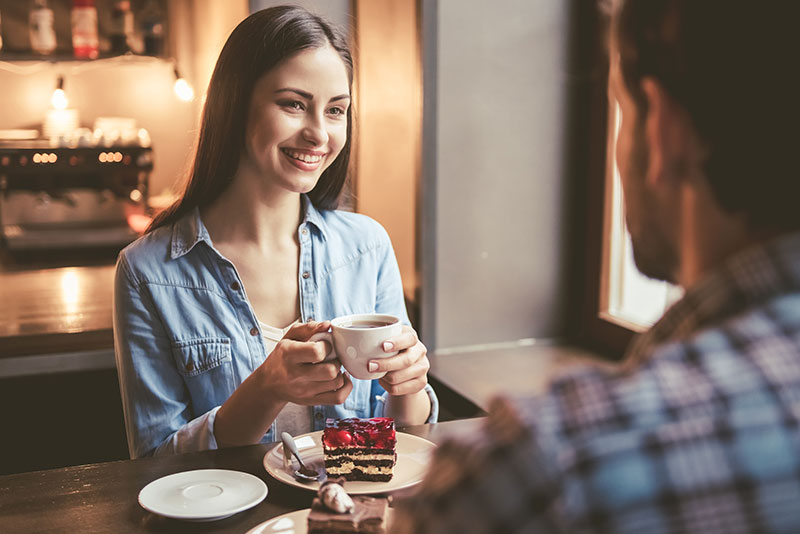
[148,6,353,232]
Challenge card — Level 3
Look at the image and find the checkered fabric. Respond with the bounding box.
[392,232,800,534]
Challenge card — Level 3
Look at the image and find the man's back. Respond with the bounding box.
[395,233,800,533]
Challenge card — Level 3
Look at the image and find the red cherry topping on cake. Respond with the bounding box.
[323,417,396,449]
[328,429,353,447]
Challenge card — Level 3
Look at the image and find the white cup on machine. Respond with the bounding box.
[311,313,403,380]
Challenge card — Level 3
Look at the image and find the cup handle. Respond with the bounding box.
[309,331,336,362]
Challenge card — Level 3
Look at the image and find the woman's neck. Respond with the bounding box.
[201,168,303,250]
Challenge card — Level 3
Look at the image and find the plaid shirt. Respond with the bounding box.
[393,231,800,534]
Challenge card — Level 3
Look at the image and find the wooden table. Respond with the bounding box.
[0,418,483,534]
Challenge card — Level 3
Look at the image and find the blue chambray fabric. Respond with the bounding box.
[394,232,800,534]
[113,195,438,458]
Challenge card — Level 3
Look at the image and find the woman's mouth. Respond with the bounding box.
[281,148,324,169]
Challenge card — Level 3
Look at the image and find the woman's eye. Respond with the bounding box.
[279,100,305,111]
[327,106,346,117]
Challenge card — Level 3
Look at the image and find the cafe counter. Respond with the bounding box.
[0,263,115,374]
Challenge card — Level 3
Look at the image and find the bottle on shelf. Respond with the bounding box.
[29,0,57,55]
[71,0,99,59]
[110,0,136,54]
[140,0,165,56]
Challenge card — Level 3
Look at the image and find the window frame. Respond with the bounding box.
[573,47,639,360]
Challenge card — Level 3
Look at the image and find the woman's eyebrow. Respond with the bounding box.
[275,87,313,99]
[274,88,350,103]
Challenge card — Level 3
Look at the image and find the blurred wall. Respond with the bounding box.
[421,0,574,350]
[249,0,351,30]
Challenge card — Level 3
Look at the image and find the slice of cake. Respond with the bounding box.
[308,478,389,534]
[322,417,397,482]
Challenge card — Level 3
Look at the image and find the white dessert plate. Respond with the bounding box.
[138,469,268,522]
[245,507,395,534]
[263,430,435,494]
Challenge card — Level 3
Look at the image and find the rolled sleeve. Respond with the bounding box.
[373,383,439,424]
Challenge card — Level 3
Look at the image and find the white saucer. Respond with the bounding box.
[138,469,268,522]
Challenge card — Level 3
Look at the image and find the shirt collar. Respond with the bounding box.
[170,207,212,259]
[624,230,800,367]
[301,194,329,241]
[169,195,330,259]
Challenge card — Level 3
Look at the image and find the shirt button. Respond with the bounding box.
[230,281,240,291]
[301,228,308,236]
[250,327,259,336]
[307,316,314,322]
[185,362,195,372]
[315,412,323,421]
[302,271,310,279]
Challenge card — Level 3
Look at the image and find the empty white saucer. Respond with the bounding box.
[138,469,268,522]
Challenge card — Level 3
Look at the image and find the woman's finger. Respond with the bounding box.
[293,360,342,382]
[278,338,332,364]
[312,373,353,405]
[368,341,426,374]
[282,320,331,342]
[380,354,430,386]
[379,374,428,397]
[381,326,419,353]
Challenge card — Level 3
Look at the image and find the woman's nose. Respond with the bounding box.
[301,114,329,146]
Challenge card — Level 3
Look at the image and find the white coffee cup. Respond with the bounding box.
[311,313,403,380]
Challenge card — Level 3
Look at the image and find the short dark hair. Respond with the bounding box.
[613,0,800,231]
[148,6,353,232]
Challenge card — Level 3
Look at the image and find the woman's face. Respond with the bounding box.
[242,45,350,195]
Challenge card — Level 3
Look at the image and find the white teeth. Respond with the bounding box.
[284,150,322,163]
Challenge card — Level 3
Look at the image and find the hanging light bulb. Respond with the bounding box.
[51,75,68,109]
[173,66,194,102]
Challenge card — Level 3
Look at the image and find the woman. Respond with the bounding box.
[113,6,437,459]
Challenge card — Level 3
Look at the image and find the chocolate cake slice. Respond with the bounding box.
[322,417,397,482]
[307,480,389,534]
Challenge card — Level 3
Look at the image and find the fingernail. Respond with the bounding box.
[368,361,379,372]
[383,341,394,352]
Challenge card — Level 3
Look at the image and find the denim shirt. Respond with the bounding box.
[113,196,438,458]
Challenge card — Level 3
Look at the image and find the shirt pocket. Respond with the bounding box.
[172,337,235,413]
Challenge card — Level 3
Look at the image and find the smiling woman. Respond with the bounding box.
[112,5,437,460]
[240,46,351,196]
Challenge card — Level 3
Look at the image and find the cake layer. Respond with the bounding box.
[325,459,396,468]
[324,448,395,456]
[323,468,393,482]
[325,452,396,463]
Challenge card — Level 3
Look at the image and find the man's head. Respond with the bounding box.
[610,0,800,282]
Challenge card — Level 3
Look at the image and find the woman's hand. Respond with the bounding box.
[257,321,353,406]
[370,325,430,396]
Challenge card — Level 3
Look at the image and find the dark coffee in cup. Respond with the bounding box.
[347,320,393,329]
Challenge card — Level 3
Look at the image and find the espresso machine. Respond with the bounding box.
[0,138,152,251]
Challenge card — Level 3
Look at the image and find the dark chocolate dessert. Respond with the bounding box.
[307,478,389,534]
[322,417,397,482]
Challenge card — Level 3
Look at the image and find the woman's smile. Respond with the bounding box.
[281,148,327,171]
